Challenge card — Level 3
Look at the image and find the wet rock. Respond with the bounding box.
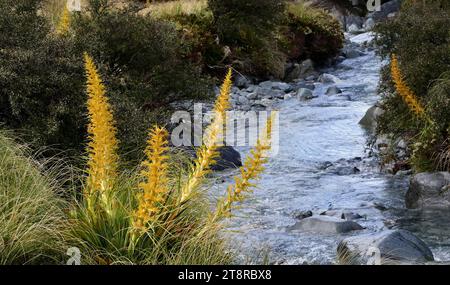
[343,47,364,59]
[259,81,291,92]
[235,74,251,88]
[373,202,388,211]
[318,73,340,84]
[321,210,363,221]
[293,81,315,91]
[347,24,361,34]
[405,172,450,209]
[368,0,401,23]
[337,230,434,265]
[296,88,316,101]
[210,146,243,171]
[325,86,342,96]
[332,166,360,176]
[288,216,364,234]
[364,18,376,31]
[293,210,313,220]
[285,59,315,82]
[238,96,249,105]
[359,104,384,131]
[246,92,258,100]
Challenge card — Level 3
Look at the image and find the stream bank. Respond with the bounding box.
[207,30,450,265]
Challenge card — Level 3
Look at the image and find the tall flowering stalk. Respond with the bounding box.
[57,6,70,35]
[179,69,232,203]
[132,126,170,234]
[213,112,275,220]
[84,53,119,214]
[390,54,426,117]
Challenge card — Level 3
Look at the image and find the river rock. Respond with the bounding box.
[343,47,364,59]
[320,210,363,221]
[368,0,401,23]
[337,230,434,265]
[288,216,364,234]
[210,146,243,171]
[325,86,342,95]
[235,74,251,88]
[359,104,384,131]
[293,210,313,220]
[405,172,450,209]
[364,17,376,31]
[259,81,291,92]
[238,95,249,105]
[318,73,340,84]
[297,88,316,101]
[285,59,315,82]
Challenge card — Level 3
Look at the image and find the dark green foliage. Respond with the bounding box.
[208,0,285,46]
[207,0,287,78]
[0,0,213,162]
[72,6,213,160]
[0,0,87,153]
[375,0,450,171]
[283,3,344,63]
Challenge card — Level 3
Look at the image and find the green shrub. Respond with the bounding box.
[0,0,87,154]
[72,5,213,160]
[207,0,287,78]
[283,2,344,63]
[0,0,213,162]
[0,132,67,264]
[375,0,450,171]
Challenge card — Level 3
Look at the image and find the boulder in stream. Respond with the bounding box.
[337,230,434,265]
[359,104,384,131]
[288,216,364,234]
[405,172,450,209]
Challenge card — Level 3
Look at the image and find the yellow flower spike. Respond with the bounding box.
[390,54,426,117]
[132,126,170,234]
[84,53,119,214]
[179,69,233,203]
[213,112,275,220]
[57,5,71,36]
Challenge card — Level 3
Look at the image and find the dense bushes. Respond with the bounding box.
[0,0,212,161]
[374,0,450,171]
[0,0,87,154]
[72,4,213,159]
[283,2,344,63]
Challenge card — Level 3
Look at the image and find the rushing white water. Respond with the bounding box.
[210,33,450,264]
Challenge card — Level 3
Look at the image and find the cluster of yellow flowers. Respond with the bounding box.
[57,6,71,35]
[390,54,426,117]
[84,53,119,215]
[133,126,169,233]
[83,55,273,238]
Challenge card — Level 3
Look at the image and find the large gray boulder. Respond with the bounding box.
[318,73,340,84]
[337,230,434,265]
[368,0,401,23]
[284,59,315,82]
[185,146,242,171]
[288,216,364,234]
[405,172,450,209]
[359,104,384,131]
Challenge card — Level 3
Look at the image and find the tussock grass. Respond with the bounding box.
[147,0,207,18]
[0,132,68,264]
